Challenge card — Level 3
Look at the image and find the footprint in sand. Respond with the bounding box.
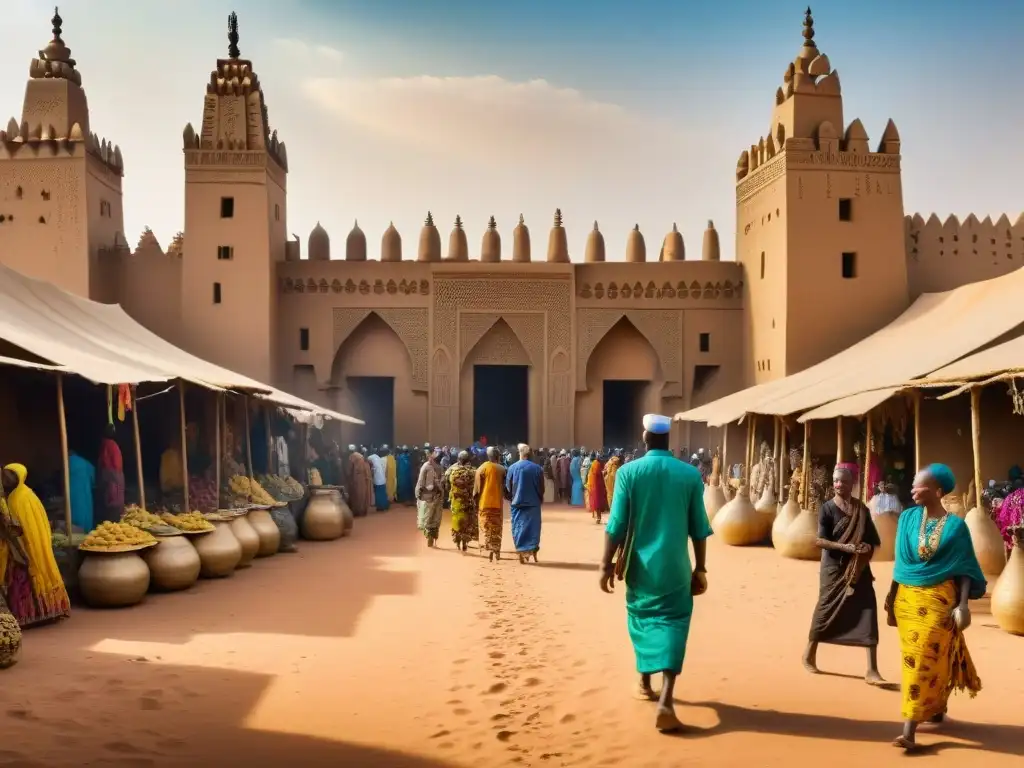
[6,708,37,721]
[496,730,515,742]
[438,742,454,750]
[139,696,163,711]
[486,682,507,694]
[523,678,542,687]
[453,658,468,665]
[489,651,505,659]
[559,713,576,724]
[104,741,144,754]
[429,730,450,739]
[453,708,470,716]
[491,713,509,722]
[580,687,603,697]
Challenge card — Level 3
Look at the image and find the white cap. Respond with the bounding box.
[642,413,672,435]
[347,444,356,451]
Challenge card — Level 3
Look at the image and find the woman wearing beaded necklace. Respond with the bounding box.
[884,464,986,751]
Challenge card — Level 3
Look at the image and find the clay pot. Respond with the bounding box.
[712,487,769,546]
[142,535,201,592]
[0,597,22,669]
[779,508,820,560]
[870,513,898,562]
[703,483,727,522]
[991,541,1024,635]
[340,498,355,536]
[194,521,242,578]
[943,494,967,519]
[965,507,1007,580]
[230,514,260,568]
[248,509,282,557]
[302,488,345,541]
[772,497,800,550]
[78,551,151,608]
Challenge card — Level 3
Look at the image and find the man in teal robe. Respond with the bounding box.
[600,413,713,733]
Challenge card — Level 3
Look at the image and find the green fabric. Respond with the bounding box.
[606,449,713,675]
[893,506,987,599]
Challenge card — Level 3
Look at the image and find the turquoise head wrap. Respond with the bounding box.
[924,463,956,495]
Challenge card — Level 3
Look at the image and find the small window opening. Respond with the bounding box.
[841,252,857,279]
[213,282,222,304]
[699,333,710,353]
[299,328,310,351]
[275,203,280,221]
[220,197,234,218]
[838,198,852,221]
[217,245,233,260]
[760,251,766,279]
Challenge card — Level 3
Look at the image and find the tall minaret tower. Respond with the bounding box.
[180,12,288,383]
[735,8,907,384]
[0,8,125,300]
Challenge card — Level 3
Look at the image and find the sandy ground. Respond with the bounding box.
[3,504,1023,768]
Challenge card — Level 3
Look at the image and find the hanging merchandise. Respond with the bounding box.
[117,384,132,422]
[107,385,114,425]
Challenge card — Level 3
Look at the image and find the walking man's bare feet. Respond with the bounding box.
[892,735,918,751]
[801,643,819,674]
[634,675,658,701]
[655,706,683,733]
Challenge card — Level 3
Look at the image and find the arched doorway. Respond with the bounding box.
[330,312,416,447]
[459,318,532,445]
[578,317,662,449]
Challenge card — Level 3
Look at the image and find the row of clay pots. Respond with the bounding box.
[77,495,353,609]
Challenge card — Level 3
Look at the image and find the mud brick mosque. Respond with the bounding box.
[0,9,1016,449]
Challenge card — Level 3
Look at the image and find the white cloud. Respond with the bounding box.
[273,38,344,63]
[300,74,683,173]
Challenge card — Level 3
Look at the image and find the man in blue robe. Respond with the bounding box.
[396,447,414,504]
[600,414,713,734]
[505,443,545,563]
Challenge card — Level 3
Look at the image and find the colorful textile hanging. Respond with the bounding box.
[117,384,132,422]
[107,385,114,425]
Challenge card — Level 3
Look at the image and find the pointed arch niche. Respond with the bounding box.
[576,317,664,448]
[330,312,427,446]
[459,317,539,446]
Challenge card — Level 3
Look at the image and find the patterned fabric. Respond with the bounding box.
[447,464,478,545]
[894,580,981,721]
[479,508,503,554]
[417,499,442,539]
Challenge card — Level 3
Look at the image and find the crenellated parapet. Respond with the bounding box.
[291,212,720,265]
[181,13,287,173]
[905,211,1024,296]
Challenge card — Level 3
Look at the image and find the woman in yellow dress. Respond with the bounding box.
[0,464,71,627]
[884,463,985,751]
[604,453,622,505]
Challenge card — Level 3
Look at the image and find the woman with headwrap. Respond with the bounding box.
[604,452,623,506]
[569,450,584,507]
[587,453,609,524]
[0,464,70,627]
[802,466,883,683]
[885,464,986,751]
[445,451,478,552]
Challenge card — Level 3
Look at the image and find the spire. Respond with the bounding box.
[802,7,816,50]
[519,213,525,225]
[52,6,64,45]
[228,12,240,59]
[553,208,563,227]
[487,215,497,229]
[454,214,463,229]
[425,211,435,227]
[39,5,75,67]
[593,221,599,231]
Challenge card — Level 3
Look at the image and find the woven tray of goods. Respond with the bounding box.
[159,510,216,534]
[79,521,158,553]
[121,505,183,537]
[226,475,280,507]
[258,474,305,504]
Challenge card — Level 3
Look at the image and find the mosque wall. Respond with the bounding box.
[904,213,1024,299]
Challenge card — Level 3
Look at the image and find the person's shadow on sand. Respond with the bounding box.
[669,700,1024,756]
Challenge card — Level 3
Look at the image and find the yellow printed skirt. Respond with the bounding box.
[894,580,981,722]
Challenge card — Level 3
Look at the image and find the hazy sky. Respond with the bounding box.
[2,0,1022,261]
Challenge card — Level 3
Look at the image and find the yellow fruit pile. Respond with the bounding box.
[161,511,215,533]
[228,475,276,506]
[122,505,168,529]
[0,608,21,668]
[82,521,157,549]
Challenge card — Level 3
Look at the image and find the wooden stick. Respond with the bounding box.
[745,415,755,483]
[131,386,146,510]
[264,404,274,475]
[721,422,729,485]
[914,391,922,474]
[864,412,874,503]
[56,374,73,534]
[214,393,222,510]
[801,421,811,509]
[778,419,787,502]
[179,382,191,512]
[244,396,254,494]
[836,417,844,463]
[970,387,983,511]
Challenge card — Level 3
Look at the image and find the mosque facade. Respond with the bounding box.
[1,9,1017,450]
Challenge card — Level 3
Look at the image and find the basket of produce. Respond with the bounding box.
[259,474,305,502]
[121,505,183,537]
[79,521,159,553]
[160,511,216,534]
[226,475,278,506]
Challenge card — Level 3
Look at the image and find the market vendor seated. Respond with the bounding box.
[159,441,185,497]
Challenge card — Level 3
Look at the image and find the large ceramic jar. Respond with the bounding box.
[965,507,1007,580]
[779,508,820,560]
[339,498,354,536]
[772,497,800,550]
[302,488,345,541]
[870,512,898,562]
[990,535,1024,635]
[78,551,151,608]
[712,486,769,546]
[230,513,260,568]
[194,521,242,578]
[0,594,22,669]
[248,509,282,557]
[703,483,727,522]
[142,535,201,592]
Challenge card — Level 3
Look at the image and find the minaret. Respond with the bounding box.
[480,216,501,262]
[735,8,907,383]
[179,12,288,383]
[546,209,569,262]
[0,7,125,300]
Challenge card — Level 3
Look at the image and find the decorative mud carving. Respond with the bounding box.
[458,312,544,367]
[576,309,683,397]
[332,307,429,390]
[331,279,342,293]
[549,347,571,409]
[373,279,384,295]
[358,280,370,295]
[345,279,356,294]
[430,345,454,439]
[466,320,530,366]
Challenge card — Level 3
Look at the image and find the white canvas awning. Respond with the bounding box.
[675,265,1024,426]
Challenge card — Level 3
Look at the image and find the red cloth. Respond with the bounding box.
[98,438,123,473]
